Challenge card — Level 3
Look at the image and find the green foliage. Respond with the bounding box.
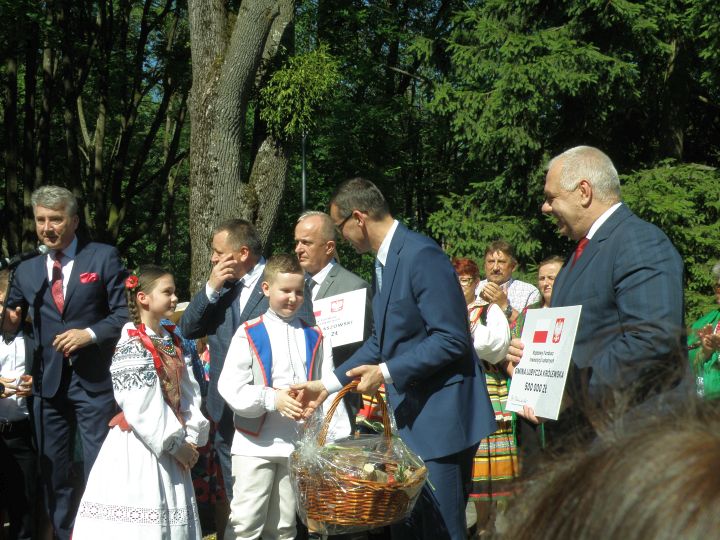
[622,162,720,319]
[419,0,720,324]
[260,44,341,139]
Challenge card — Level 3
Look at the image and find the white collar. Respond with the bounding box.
[242,257,266,288]
[376,220,399,266]
[586,202,622,240]
[309,260,335,287]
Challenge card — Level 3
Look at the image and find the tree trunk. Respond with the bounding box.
[187,0,294,293]
[248,136,291,244]
[187,0,229,292]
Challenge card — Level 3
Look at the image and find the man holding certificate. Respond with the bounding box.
[508,146,686,443]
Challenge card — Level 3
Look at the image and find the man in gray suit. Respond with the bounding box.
[181,219,315,503]
[295,211,372,425]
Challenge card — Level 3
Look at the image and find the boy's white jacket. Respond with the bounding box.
[219,310,350,457]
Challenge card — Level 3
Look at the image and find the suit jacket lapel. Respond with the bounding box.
[552,204,632,303]
[315,264,339,300]
[375,225,405,342]
[63,241,92,310]
[239,280,264,323]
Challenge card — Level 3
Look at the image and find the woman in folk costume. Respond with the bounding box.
[73,265,209,539]
[453,258,513,538]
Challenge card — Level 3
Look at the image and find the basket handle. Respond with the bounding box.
[317,379,391,446]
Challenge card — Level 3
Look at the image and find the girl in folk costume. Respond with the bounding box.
[73,265,209,539]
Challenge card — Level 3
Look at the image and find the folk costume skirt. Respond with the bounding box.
[469,370,519,501]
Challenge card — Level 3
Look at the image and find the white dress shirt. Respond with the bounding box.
[205,258,267,314]
[0,331,29,421]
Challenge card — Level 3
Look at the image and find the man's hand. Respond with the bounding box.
[53,329,93,355]
[506,337,524,365]
[275,388,304,420]
[0,376,15,398]
[16,374,32,398]
[480,282,509,310]
[291,380,329,419]
[345,365,384,395]
[517,405,547,425]
[208,253,240,291]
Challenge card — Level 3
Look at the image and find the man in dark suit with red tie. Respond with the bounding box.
[7,186,127,540]
[507,146,685,446]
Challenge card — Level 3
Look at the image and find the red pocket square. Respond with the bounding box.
[79,272,100,284]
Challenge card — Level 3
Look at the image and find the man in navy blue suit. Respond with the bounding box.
[293,178,496,540]
[508,146,685,443]
[7,186,127,540]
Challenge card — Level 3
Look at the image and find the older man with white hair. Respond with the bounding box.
[508,146,686,445]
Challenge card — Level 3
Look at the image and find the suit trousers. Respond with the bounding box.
[226,454,296,540]
[34,371,115,540]
[390,444,478,540]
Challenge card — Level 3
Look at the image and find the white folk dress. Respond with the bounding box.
[73,322,210,539]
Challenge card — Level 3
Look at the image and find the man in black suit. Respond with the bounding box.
[7,186,127,540]
[181,219,314,503]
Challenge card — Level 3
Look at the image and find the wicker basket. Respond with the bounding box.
[291,381,427,532]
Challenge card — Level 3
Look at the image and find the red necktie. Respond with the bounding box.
[572,238,589,267]
[52,251,64,313]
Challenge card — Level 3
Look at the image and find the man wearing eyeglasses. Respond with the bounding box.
[293,178,496,540]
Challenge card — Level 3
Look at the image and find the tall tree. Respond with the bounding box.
[187,0,294,292]
[424,0,720,317]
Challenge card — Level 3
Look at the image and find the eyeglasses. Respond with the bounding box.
[334,212,353,236]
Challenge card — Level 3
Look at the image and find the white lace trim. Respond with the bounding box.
[76,501,198,525]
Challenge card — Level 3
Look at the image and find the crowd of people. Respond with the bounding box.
[1,144,719,540]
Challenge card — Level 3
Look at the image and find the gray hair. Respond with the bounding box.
[548,146,621,204]
[297,210,336,242]
[31,186,78,216]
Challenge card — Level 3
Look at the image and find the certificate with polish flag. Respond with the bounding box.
[506,305,582,420]
[312,289,367,347]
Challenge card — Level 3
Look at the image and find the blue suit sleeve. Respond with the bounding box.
[591,225,685,389]
[87,246,129,347]
[179,288,216,340]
